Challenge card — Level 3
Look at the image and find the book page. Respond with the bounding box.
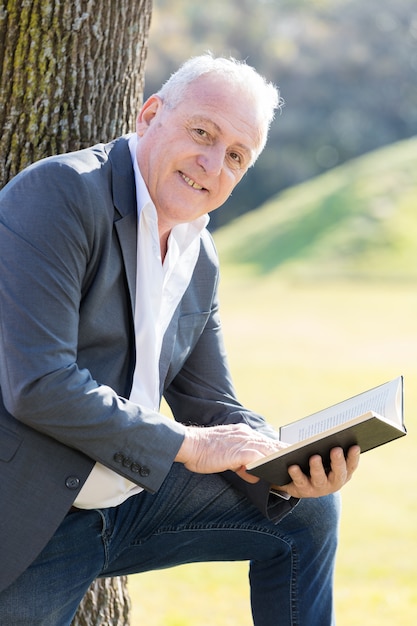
[280,377,402,444]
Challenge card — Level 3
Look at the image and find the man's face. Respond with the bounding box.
[135,74,260,233]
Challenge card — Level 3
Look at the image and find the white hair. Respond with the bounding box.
[156,53,282,162]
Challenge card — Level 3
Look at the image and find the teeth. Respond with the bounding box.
[181,173,203,190]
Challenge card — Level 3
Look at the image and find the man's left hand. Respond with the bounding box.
[271,445,361,499]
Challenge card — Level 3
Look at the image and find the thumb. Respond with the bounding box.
[235,465,260,484]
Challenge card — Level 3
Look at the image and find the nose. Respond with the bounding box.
[197,144,225,176]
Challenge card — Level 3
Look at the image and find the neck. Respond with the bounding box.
[159,230,170,262]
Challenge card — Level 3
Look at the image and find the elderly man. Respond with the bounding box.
[0,54,359,625]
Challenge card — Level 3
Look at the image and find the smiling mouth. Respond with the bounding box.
[179,172,206,191]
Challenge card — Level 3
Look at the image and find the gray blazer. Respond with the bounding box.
[0,136,296,592]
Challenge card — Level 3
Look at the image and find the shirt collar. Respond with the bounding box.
[128,133,154,218]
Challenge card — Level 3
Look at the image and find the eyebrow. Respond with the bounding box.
[189,116,253,160]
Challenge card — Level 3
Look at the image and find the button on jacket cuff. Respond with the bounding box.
[113,452,150,477]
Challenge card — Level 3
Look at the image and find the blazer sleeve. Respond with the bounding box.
[0,150,186,495]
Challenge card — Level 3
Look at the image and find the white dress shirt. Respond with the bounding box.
[73,134,208,508]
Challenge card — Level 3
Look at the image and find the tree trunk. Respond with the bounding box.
[0,0,152,623]
[71,577,131,626]
[0,0,152,187]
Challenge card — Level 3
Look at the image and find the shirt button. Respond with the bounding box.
[65,476,80,490]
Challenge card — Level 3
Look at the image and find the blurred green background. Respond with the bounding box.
[127,1,417,623]
[144,0,417,230]
[128,138,417,625]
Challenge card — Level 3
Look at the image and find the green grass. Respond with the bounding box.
[215,136,417,281]
[128,280,417,625]
[127,138,417,624]
[218,278,417,626]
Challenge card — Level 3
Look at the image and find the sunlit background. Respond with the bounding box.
[129,1,417,624]
[144,0,417,229]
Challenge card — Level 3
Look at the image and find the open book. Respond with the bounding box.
[246,376,406,486]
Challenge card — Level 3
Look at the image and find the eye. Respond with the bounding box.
[228,151,244,169]
[229,151,241,163]
[193,128,209,138]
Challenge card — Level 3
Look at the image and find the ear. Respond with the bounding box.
[136,95,163,137]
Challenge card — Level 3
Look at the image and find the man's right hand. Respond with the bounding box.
[174,423,285,483]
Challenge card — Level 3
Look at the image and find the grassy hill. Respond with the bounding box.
[128,138,417,626]
[215,136,417,281]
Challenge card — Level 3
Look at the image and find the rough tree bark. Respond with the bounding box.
[0,0,152,188]
[0,0,152,623]
[71,578,132,626]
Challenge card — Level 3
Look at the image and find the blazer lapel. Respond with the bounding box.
[105,136,201,400]
[107,137,138,313]
[159,306,181,396]
[114,213,137,312]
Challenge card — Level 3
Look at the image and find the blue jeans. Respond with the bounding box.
[0,463,340,625]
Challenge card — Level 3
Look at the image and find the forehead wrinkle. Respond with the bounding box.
[189,114,219,128]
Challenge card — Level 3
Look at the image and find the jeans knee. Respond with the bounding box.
[281,492,341,550]
[315,492,341,530]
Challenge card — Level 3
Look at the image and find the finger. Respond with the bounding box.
[236,466,260,484]
[287,454,335,497]
[308,454,329,488]
[277,446,360,499]
[326,447,348,489]
[286,463,310,489]
[328,447,346,472]
[345,445,361,478]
